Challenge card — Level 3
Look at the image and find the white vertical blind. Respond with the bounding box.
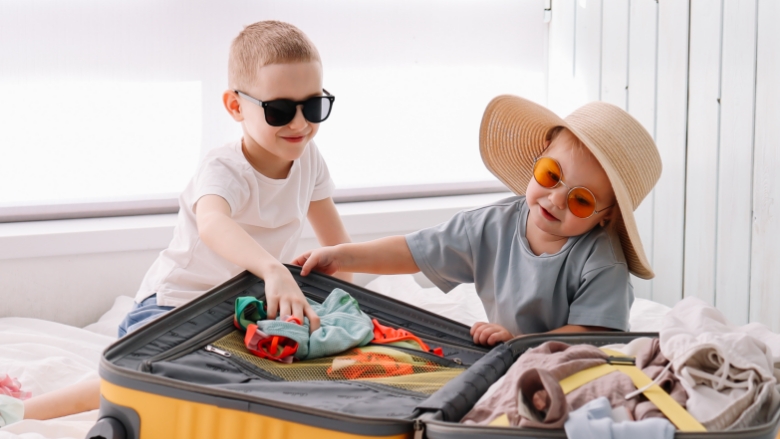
[626,0,659,300]
[683,0,721,305]
[651,0,689,307]
[716,0,757,324]
[750,0,780,329]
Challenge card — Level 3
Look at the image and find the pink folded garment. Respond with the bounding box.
[0,375,31,400]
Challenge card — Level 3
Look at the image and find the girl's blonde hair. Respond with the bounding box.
[228,21,320,90]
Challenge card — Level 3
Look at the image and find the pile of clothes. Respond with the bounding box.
[461,297,780,438]
[234,288,440,363]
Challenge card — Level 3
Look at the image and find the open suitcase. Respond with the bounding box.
[88,266,780,439]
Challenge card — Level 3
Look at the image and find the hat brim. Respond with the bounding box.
[479,95,654,279]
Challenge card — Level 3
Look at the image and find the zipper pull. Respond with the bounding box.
[413,418,425,439]
[205,345,232,358]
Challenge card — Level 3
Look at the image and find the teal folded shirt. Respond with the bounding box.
[240,288,374,360]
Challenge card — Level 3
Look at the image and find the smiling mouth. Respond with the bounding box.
[540,206,560,222]
[282,135,306,143]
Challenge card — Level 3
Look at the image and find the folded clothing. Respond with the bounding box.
[564,397,675,439]
[235,288,374,361]
[660,296,780,430]
[461,339,686,428]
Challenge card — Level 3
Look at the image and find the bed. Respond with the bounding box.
[0,275,671,439]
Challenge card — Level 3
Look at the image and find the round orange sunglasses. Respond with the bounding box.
[532,157,614,218]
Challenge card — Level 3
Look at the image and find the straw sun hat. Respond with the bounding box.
[479,95,662,279]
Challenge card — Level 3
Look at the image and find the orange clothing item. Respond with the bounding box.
[370,319,443,356]
[326,350,414,379]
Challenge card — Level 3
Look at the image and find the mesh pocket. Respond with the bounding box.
[213,331,463,395]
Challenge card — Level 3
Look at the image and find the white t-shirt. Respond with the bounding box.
[135,140,335,308]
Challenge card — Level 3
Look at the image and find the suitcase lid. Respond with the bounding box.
[99,266,492,436]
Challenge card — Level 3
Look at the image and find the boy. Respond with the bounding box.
[119,20,351,336]
[294,95,662,346]
[22,20,350,420]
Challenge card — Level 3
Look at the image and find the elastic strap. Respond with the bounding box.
[558,348,706,432]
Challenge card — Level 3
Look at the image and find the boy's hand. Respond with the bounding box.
[263,264,321,332]
[470,322,513,346]
[293,246,344,277]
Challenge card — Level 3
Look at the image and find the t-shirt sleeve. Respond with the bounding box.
[191,156,250,216]
[309,143,335,201]
[567,262,632,331]
[405,211,477,293]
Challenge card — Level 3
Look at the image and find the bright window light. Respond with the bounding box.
[316,66,545,189]
[0,81,202,205]
[0,0,546,217]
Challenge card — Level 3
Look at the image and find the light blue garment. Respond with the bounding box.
[256,288,374,360]
[564,397,675,439]
[406,195,633,335]
[117,294,174,338]
[0,395,24,427]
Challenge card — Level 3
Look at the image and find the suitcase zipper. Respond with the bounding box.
[413,418,425,439]
[204,345,232,357]
[140,316,235,372]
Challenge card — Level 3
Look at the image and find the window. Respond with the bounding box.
[0,1,547,221]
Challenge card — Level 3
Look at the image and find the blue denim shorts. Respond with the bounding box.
[117,294,174,338]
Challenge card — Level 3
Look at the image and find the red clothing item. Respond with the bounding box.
[243,316,302,363]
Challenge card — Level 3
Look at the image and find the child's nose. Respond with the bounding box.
[287,105,307,130]
[548,186,567,210]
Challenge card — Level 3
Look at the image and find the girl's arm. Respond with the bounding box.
[293,236,420,276]
[306,198,353,282]
[548,324,616,333]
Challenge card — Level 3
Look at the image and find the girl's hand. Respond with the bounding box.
[293,246,344,276]
[470,322,513,346]
[263,264,320,332]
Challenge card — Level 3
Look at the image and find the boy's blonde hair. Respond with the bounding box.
[228,21,321,90]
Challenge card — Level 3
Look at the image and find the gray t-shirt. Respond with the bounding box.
[405,196,633,335]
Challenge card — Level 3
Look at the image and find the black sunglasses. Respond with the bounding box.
[235,89,335,127]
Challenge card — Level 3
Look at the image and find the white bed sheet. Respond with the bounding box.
[0,296,133,439]
[0,276,671,438]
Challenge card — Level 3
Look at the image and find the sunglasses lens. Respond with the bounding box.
[567,187,596,218]
[533,157,562,188]
[264,101,296,126]
[302,97,332,123]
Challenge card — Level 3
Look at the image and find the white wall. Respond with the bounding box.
[0,193,511,327]
[547,0,780,328]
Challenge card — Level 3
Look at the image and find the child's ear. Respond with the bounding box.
[599,211,613,228]
[223,90,244,121]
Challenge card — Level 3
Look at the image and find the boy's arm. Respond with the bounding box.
[306,197,353,283]
[293,236,420,276]
[196,194,320,330]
